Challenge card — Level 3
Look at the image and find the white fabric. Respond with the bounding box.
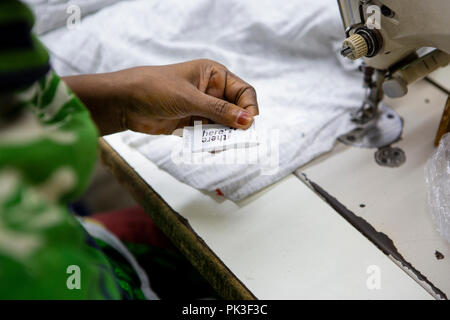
[40,0,365,201]
[24,0,124,35]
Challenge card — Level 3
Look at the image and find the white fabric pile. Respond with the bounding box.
[32,0,365,201]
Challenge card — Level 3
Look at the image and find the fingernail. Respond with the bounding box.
[237,111,252,125]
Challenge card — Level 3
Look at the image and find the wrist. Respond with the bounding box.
[63,72,129,135]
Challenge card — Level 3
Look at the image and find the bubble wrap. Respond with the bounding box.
[425,133,450,243]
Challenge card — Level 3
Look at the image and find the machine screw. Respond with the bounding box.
[374,147,406,167]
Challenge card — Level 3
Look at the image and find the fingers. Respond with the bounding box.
[198,61,259,117]
[224,71,259,116]
[205,67,227,99]
[194,91,254,129]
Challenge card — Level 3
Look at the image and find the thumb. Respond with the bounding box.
[195,92,254,129]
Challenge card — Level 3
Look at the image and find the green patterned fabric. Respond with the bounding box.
[0,72,124,299]
[0,1,125,299]
[93,238,146,300]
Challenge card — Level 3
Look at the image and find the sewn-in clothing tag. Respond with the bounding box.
[182,117,259,153]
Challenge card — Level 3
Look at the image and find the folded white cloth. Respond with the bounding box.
[24,0,125,35]
[40,0,365,201]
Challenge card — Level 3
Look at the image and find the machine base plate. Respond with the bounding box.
[338,103,404,149]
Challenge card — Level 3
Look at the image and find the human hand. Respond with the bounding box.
[64,59,259,135]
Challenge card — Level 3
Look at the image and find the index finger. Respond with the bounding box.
[224,71,259,116]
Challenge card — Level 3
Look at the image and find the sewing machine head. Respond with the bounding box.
[336,0,450,150]
[338,0,450,69]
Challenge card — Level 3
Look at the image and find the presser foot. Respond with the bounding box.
[338,103,404,149]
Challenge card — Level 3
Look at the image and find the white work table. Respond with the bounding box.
[101,70,449,300]
[300,79,449,299]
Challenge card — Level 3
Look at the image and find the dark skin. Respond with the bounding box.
[63,59,259,136]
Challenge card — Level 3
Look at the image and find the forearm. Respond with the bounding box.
[61,60,258,137]
[62,72,127,136]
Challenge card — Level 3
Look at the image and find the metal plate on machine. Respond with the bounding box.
[338,103,403,149]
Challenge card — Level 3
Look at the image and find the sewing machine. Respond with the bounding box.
[97,1,450,300]
[337,0,450,150]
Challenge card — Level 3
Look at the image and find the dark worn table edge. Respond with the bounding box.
[99,138,256,300]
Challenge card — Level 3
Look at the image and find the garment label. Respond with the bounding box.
[182,118,259,153]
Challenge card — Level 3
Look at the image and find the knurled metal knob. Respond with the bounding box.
[341,33,368,60]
